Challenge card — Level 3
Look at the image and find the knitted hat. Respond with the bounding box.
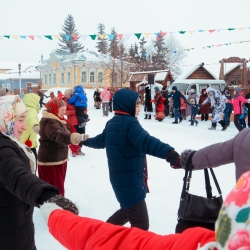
[172,86,177,91]
[0,88,7,97]
[64,89,73,96]
[45,97,66,116]
[190,89,196,93]
[234,87,241,94]
[0,95,27,136]
[154,86,160,92]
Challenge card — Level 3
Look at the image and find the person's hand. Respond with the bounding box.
[76,134,89,143]
[33,125,40,133]
[44,195,78,215]
[166,150,181,169]
[180,150,196,170]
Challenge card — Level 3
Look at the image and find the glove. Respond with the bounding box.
[44,194,79,215]
[180,150,196,170]
[76,134,89,143]
[166,150,181,169]
[33,125,40,133]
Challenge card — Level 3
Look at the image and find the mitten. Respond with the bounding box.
[180,149,196,169]
[44,195,78,215]
[33,125,40,133]
[76,134,89,143]
[166,150,181,169]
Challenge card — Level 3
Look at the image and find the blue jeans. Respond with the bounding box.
[174,108,181,122]
[224,104,232,124]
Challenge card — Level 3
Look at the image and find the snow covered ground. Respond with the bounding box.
[34,87,238,249]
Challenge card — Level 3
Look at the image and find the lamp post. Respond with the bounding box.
[18,63,21,94]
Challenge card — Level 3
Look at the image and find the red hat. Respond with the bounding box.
[45,97,65,116]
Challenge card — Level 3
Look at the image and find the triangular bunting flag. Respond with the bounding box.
[227,28,235,31]
[65,35,70,41]
[238,27,245,31]
[89,34,96,40]
[154,32,160,37]
[12,35,19,40]
[124,33,132,40]
[0,35,3,40]
[198,30,205,32]
[208,30,216,34]
[72,34,78,40]
[160,32,167,36]
[28,36,34,40]
[168,32,175,36]
[53,35,60,39]
[179,31,186,34]
[4,36,10,39]
[98,34,105,40]
[36,35,43,40]
[20,35,26,39]
[143,33,151,38]
[134,33,142,39]
[189,31,195,35]
[44,35,52,40]
[117,34,123,40]
[107,34,114,40]
[217,29,224,32]
[80,35,88,40]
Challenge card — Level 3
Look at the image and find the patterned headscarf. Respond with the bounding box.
[0,95,27,136]
[45,97,66,116]
[200,170,250,249]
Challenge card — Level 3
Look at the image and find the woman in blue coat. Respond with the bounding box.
[80,88,180,230]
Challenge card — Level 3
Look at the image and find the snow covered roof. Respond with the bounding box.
[155,72,168,81]
[128,69,169,82]
[0,65,40,80]
[176,63,218,80]
[0,62,38,70]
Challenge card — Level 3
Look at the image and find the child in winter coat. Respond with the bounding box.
[239,105,248,129]
[79,88,181,231]
[40,170,250,250]
[151,86,166,121]
[186,99,202,126]
[180,92,187,120]
[68,85,90,128]
[227,87,250,132]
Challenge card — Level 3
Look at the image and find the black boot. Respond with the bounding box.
[148,114,151,119]
[219,120,228,131]
[201,114,204,121]
[144,114,148,119]
[208,122,217,130]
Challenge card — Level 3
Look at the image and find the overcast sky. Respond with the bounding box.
[0,0,249,68]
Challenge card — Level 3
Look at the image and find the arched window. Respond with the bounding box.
[82,71,86,83]
[61,72,64,86]
[90,72,95,82]
[98,72,103,83]
[67,72,71,85]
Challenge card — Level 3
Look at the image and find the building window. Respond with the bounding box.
[67,72,70,85]
[90,72,95,82]
[49,74,52,85]
[82,71,86,82]
[61,73,64,85]
[45,75,47,85]
[53,74,56,85]
[7,83,10,89]
[98,72,103,83]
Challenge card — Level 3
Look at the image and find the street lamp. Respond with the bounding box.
[18,63,21,94]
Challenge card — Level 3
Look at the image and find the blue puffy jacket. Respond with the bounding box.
[68,85,88,107]
[84,88,174,209]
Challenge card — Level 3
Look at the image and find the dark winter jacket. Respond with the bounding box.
[93,91,102,102]
[198,89,210,114]
[68,85,88,107]
[144,87,153,112]
[82,89,174,209]
[186,102,202,116]
[168,87,186,108]
[0,133,59,250]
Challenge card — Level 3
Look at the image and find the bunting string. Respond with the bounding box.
[0,27,249,41]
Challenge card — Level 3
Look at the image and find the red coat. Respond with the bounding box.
[48,209,215,250]
[151,97,166,112]
[64,99,78,127]
[228,95,249,114]
[199,93,210,114]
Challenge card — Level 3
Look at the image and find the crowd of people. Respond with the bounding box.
[144,84,250,132]
[1,84,250,249]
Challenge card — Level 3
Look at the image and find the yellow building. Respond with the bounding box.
[38,50,130,89]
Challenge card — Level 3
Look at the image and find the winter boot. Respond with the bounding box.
[171,113,174,118]
[148,114,151,119]
[208,122,217,130]
[179,117,183,123]
[144,114,148,119]
[172,121,178,124]
[201,114,204,121]
[219,120,228,131]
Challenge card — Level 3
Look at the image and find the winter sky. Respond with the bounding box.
[0,0,250,68]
